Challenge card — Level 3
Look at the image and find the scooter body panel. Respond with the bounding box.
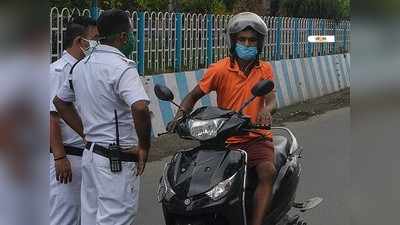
[162,147,248,225]
[161,146,301,225]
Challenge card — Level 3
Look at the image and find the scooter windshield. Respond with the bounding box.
[190,106,235,120]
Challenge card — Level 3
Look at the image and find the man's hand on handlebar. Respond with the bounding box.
[166,108,187,133]
[256,107,272,127]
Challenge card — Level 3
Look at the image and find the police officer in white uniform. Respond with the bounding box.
[53,9,152,225]
[49,16,98,225]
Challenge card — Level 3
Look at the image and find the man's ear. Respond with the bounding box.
[114,33,126,46]
[72,36,82,47]
[120,32,128,43]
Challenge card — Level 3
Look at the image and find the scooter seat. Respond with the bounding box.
[273,135,288,171]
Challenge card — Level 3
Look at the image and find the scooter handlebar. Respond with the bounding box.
[248,124,271,130]
[157,131,170,137]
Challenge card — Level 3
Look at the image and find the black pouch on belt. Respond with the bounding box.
[108,143,122,172]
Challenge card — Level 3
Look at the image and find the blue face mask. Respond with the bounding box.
[235,43,258,60]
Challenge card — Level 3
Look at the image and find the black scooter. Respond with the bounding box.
[154,80,322,225]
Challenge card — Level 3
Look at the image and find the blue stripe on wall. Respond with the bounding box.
[316,56,328,94]
[281,60,295,103]
[300,58,314,98]
[323,56,335,92]
[337,56,348,87]
[330,55,342,90]
[307,57,321,96]
[150,128,154,138]
[194,70,212,106]
[343,55,351,85]
[345,54,351,74]
[271,62,286,107]
[334,55,345,89]
[175,72,189,102]
[290,60,304,101]
[344,55,350,74]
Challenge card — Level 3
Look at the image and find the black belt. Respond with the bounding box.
[85,142,138,162]
[50,145,84,156]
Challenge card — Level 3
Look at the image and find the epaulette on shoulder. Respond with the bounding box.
[121,57,137,67]
[53,59,68,72]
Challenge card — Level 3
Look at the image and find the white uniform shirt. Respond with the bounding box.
[57,45,149,147]
[50,52,84,148]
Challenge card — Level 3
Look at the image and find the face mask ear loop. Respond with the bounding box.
[84,37,103,63]
[122,32,128,44]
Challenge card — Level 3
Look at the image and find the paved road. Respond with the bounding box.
[137,107,350,225]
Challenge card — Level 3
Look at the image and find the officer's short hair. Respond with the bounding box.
[97,9,131,40]
[64,16,97,49]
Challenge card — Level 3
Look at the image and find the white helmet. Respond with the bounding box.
[225,12,268,50]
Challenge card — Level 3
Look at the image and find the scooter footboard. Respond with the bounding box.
[163,202,245,225]
[174,216,210,225]
[173,213,235,225]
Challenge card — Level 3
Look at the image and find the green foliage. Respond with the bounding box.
[211,0,227,14]
[50,0,138,10]
[337,0,350,19]
[221,0,238,11]
[101,0,124,9]
[178,0,227,14]
[50,0,91,9]
[279,0,350,19]
[50,0,229,14]
[136,0,169,11]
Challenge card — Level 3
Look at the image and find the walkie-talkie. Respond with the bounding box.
[108,109,122,172]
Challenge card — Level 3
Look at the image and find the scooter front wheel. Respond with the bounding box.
[175,218,208,225]
[175,217,227,225]
[296,221,307,225]
[174,221,207,225]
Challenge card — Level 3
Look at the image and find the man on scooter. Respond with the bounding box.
[169,12,277,225]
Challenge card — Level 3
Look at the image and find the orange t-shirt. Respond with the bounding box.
[198,57,275,144]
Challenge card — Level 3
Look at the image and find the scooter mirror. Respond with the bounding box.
[251,80,275,97]
[154,84,175,102]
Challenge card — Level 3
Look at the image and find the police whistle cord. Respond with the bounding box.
[85,109,138,166]
[114,109,120,146]
[109,109,122,172]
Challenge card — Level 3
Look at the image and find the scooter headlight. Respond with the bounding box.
[157,175,176,202]
[205,173,237,201]
[156,179,167,202]
[157,164,176,202]
[188,118,226,141]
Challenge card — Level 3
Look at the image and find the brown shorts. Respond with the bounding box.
[228,139,275,168]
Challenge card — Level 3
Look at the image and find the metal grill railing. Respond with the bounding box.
[50,7,351,75]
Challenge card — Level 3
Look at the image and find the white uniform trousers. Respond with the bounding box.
[81,145,140,225]
[49,154,82,225]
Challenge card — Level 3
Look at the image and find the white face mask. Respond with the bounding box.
[80,38,99,56]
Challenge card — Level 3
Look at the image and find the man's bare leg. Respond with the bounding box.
[251,162,276,225]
